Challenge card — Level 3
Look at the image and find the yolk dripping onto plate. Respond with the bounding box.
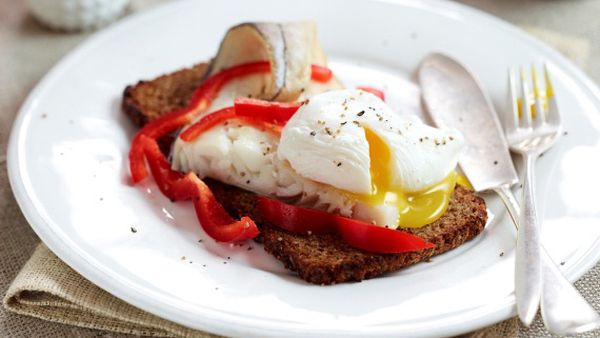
[360,127,458,228]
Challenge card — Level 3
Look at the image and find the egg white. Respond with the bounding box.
[278,89,464,194]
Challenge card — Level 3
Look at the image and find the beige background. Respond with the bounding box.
[2,0,600,336]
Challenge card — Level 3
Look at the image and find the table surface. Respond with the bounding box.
[2,0,600,337]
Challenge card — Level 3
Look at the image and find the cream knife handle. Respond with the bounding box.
[493,185,519,226]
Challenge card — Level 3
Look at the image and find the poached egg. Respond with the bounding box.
[172,88,464,228]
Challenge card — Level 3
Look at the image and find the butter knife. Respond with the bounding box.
[416,53,540,323]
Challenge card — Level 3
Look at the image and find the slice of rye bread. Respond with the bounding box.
[122,64,488,285]
[123,63,209,126]
[207,180,486,285]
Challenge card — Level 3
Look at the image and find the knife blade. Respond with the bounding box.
[417,53,518,192]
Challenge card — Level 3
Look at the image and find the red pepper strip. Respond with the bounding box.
[310,64,333,83]
[129,61,272,183]
[188,174,259,242]
[129,139,148,184]
[143,59,267,133]
[166,64,333,145]
[179,107,237,142]
[179,105,283,142]
[357,86,385,101]
[129,109,197,183]
[141,134,259,241]
[257,196,335,235]
[335,217,434,254]
[189,61,271,106]
[257,196,434,254]
[139,135,187,200]
[234,97,301,125]
[181,88,316,143]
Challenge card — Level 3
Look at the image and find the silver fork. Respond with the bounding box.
[507,64,600,334]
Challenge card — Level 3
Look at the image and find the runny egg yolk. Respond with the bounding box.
[360,128,458,228]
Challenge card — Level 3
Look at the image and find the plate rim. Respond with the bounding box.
[8,0,600,337]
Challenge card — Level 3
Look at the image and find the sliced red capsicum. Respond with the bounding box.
[129,61,335,243]
[174,70,329,144]
[234,97,302,124]
[310,64,334,83]
[256,196,335,235]
[179,107,237,142]
[179,103,286,142]
[129,61,272,183]
[335,217,432,254]
[357,86,385,101]
[188,173,259,242]
[257,196,434,254]
[129,61,273,242]
[139,134,259,242]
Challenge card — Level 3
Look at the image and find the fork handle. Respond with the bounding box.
[493,183,600,335]
[493,181,542,325]
[514,154,543,325]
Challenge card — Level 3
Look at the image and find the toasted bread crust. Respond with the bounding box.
[122,63,208,127]
[123,65,487,284]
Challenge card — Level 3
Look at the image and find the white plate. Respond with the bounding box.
[8,0,600,337]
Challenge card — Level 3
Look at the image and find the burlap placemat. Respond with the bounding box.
[3,245,214,338]
[3,244,518,338]
[0,2,597,336]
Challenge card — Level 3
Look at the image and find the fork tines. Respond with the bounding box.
[508,64,556,130]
